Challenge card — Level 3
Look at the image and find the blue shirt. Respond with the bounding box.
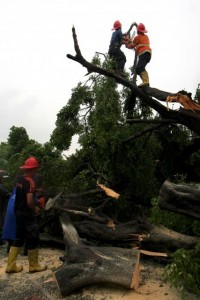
[109,28,124,49]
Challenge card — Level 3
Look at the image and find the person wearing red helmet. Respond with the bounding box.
[125,22,152,86]
[108,20,127,76]
[5,157,47,273]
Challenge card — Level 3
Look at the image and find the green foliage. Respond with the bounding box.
[150,197,200,236]
[7,126,29,157]
[2,126,64,193]
[50,83,92,151]
[0,142,10,169]
[164,241,200,297]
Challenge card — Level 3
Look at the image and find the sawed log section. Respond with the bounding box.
[53,213,141,296]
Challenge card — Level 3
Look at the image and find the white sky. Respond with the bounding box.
[0,0,200,153]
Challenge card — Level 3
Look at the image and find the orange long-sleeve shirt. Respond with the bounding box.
[127,34,151,56]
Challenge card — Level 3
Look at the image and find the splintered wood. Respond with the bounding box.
[97,183,120,199]
[166,93,200,112]
[130,249,168,290]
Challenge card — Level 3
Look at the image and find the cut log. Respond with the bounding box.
[54,212,168,297]
[159,180,200,220]
[55,245,141,296]
[53,212,142,296]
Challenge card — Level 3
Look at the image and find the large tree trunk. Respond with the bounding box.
[54,213,142,296]
[159,180,200,219]
[74,219,198,251]
[46,192,198,252]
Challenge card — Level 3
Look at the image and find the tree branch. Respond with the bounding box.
[67,26,200,136]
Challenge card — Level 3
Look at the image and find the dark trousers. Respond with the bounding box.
[136,52,151,75]
[13,211,39,250]
[0,198,6,240]
[109,46,126,72]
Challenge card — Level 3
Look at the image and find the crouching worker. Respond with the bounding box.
[5,157,47,273]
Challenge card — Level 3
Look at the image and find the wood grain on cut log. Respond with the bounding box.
[55,245,141,296]
[54,212,141,296]
[159,180,200,220]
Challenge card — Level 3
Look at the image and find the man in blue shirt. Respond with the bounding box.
[108,20,126,76]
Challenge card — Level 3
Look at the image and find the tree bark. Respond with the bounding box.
[55,245,141,296]
[159,180,200,220]
[46,193,198,252]
[74,219,198,251]
[54,212,141,296]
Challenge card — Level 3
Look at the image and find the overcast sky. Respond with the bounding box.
[0,0,200,154]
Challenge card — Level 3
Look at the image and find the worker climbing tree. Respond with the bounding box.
[124,22,152,86]
[108,20,127,77]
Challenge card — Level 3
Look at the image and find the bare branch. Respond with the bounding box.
[67,26,200,136]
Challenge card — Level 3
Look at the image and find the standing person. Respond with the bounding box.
[2,186,45,254]
[2,188,16,252]
[125,22,152,86]
[5,157,47,273]
[0,170,10,245]
[108,20,126,76]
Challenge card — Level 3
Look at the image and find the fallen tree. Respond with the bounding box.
[44,190,199,296]
[46,27,200,297]
[159,180,200,220]
[46,192,199,252]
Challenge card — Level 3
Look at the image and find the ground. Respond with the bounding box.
[0,244,199,300]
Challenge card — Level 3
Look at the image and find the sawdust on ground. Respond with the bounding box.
[0,244,198,300]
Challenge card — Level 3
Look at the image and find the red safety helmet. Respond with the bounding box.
[137,23,147,33]
[112,20,122,30]
[20,157,39,169]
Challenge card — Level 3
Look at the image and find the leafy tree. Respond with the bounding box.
[50,56,162,213]
[0,142,10,169]
[7,126,29,157]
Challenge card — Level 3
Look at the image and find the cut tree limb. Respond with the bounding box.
[55,244,141,296]
[45,193,199,251]
[54,211,142,296]
[159,180,200,220]
[54,212,168,297]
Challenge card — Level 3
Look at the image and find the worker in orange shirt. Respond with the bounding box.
[125,22,151,86]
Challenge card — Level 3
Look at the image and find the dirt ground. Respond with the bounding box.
[0,244,198,300]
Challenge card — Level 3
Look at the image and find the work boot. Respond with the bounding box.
[5,246,23,273]
[28,248,47,273]
[138,70,149,87]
